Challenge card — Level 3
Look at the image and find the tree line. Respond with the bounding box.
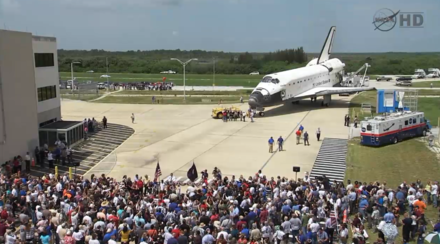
[58,49,440,75]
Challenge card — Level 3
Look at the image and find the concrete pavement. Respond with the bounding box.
[61,95,351,181]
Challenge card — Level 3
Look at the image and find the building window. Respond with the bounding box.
[37,85,57,102]
[34,53,55,67]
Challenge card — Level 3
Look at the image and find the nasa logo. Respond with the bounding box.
[361,128,366,132]
[373,8,398,32]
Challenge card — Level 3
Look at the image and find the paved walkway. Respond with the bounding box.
[89,89,122,101]
[61,95,351,181]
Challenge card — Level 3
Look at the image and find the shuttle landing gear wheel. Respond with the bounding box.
[393,137,398,144]
[423,130,427,136]
[259,112,265,117]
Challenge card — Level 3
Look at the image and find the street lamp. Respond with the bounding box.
[213,57,217,88]
[170,58,198,100]
[70,61,81,92]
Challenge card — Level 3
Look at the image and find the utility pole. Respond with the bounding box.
[106,57,109,91]
[170,58,198,101]
[213,57,216,87]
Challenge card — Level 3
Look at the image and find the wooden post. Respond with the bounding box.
[55,166,58,178]
[69,167,72,179]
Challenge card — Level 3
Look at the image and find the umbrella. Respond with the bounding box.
[425,232,440,244]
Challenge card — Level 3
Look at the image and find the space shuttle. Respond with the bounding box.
[248,26,374,115]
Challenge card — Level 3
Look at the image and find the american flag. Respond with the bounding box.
[154,162,162,181]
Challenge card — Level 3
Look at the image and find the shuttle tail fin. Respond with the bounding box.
[317,26,336,64]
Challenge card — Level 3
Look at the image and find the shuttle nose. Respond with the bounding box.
[248,92,263,108]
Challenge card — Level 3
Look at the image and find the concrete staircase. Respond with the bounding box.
[310,138,348,182]
[30,123,134,177]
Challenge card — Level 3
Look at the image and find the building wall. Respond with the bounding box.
[0,30,39,163]
[33,36,61,125]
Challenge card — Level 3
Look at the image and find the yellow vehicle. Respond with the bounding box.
[211,106,241,119]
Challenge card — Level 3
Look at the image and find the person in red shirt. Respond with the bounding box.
[236,217,246,231]
[108,211,119,226]
[136,179,143,194]
[0,208,8,220]
[171,228,180,238]
[210,211,219,222]
[259,208,268,224]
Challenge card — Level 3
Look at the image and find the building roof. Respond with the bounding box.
[41,121,82,130]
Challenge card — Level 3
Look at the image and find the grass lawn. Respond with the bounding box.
[418,98,440,126]
[417,89,440,96]
[413,80,440,88]
[117,90,252,96]
[346,139,439,186]
[349,91,440,126]
[61,94,101,101]
[60,89,107,95]
[59,72,262,87]
[346,139,439,243]
[348,91,377,120]
[95,95,244,104]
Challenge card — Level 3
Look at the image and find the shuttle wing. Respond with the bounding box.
[293,87,375,99]
[317,26,336,64]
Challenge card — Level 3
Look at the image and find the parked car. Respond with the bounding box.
[160,70,176,74]
[86,70,94,73]
[376,76,392,81]
[100,75,111,78]
[396,76,412,81]
[396,77,413,86]
[97,82,107,89]
[249,71,260,75]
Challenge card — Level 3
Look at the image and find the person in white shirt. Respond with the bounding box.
[5,230,16,244]
[25,152,31,172]
[47,152,54,168]
[108,235,117,244]
[432,182,438,207]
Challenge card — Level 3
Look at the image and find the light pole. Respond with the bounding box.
[213,57,216,87]
[170,58,198,100]
[70,61,81,92]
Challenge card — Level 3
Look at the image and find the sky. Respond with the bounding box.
[0,0,439,53]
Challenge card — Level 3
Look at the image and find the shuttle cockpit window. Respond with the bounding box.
[271,79,280,84]
[261,76,272,83]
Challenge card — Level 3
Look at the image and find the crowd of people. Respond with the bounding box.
[0,162,438,244]
[221,109,254,123]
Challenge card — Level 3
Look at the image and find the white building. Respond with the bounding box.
[33,35,62,126]
[0,29,62,163]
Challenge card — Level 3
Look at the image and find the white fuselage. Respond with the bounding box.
[250,58,345,107]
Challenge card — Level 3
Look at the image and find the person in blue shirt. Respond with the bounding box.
[281,202,291,216]
[277,136,284,151]
[268,137,274,153]
[103,227,117,243]
[241,225,250,239]
[169,201,178,212]
[358,195,369,218]
[40,231,50,244]
[297,230,307,244]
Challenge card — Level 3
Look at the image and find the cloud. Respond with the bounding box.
[0,0,21,14]
[172,31,179,36]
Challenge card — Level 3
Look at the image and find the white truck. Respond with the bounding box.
[411,69,426,79]
[426,68,440,78]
